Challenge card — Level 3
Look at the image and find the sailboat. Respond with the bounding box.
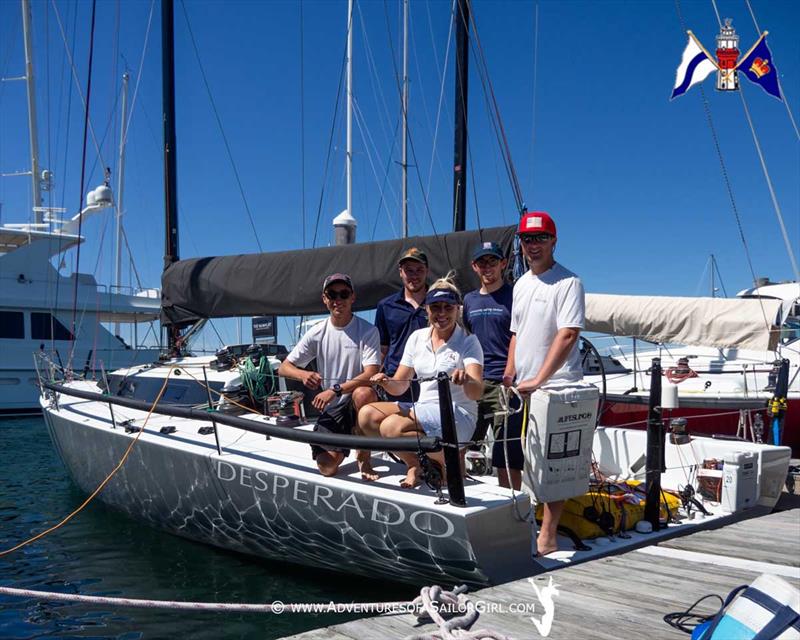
[582,280,799,453]
[0,0,161,416]
[36,0,792,588]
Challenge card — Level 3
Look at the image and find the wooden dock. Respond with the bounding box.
[282,498,799,639]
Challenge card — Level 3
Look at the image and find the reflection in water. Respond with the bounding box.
[0,418,417,639]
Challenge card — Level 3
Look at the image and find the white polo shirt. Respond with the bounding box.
[511,262,585,385]
[399,325,484,418]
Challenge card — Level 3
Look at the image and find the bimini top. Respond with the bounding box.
[161,226,516,326]
[585,293,783,352]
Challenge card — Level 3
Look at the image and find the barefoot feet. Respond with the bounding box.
[400,465,422,488]
[357,451,380,482]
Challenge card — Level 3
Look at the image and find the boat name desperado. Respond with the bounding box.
[216,460,455,537]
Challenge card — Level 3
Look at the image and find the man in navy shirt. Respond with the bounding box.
[462,241,520,489]
[367,248,429,403]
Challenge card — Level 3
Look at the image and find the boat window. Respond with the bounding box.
[781,314,800,345]
[0,311,24,339]
[108,374,224,406]
[31,312,74,341]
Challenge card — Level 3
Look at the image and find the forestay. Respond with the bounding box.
[161,226,516,326]
[585,293,783,351]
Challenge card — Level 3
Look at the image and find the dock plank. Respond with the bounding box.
[283,509,800,639]
[659,509,800,566]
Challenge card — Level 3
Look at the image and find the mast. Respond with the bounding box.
[21,0,43,223]
[114,72,130,336]
[401,0,408,237]
[452,0,469,232]
[710,254,716,298]
[346,0,353,224]
[162,0,179,352]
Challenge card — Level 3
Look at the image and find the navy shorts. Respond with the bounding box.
[491,399,524,471]
[311,400,357,460]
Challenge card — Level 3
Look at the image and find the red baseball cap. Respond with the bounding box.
[518,211,556,237]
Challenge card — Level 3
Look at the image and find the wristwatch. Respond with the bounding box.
[332,383,343,397]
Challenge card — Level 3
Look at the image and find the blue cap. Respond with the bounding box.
[424,288,461,306]
[471,241,504,262]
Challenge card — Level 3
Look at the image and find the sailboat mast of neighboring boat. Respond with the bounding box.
[20,0,47,224]
[114,72,130,337]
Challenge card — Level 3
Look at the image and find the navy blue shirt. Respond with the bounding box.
[375,290,428,376]
[463,283,513,382]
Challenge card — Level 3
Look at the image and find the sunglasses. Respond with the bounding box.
[520,233,553,244]
[325,289,352,300]
[475,257,500,267]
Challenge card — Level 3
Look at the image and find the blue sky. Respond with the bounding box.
[1,0,798,348]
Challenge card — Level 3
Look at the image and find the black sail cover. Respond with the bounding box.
[161,225,516,326]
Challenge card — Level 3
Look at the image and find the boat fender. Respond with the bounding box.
[635,520,653,534]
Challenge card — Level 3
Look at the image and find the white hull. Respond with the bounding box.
[39,378,792,586]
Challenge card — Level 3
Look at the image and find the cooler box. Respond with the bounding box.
[721,451,758,514]
[522,383,600,503]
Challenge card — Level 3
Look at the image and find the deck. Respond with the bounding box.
[282,496,800,639]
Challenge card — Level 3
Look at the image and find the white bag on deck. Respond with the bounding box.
[521,383,599,504]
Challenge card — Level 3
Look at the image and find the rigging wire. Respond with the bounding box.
[380,0,441,241]
[311,11,349,249]
[50,0,105,170]
[527,1,539,201]
[424,0,455,201]
[464,2,524,215]
[352,98,400,238]
[744,0,800,140]
[737,88,800,281]
[51,0,79,350]
[300,0,306,247]
[179,0,263,253]
[370,118,401,240]
[68,0,98,369]
[708,0,799,281]
[673,0,772,334]
[121,0,155,151]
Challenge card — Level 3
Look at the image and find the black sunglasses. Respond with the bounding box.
[325,289,352,300]
[520,233,553,244]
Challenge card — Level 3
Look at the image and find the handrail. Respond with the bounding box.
[42,381,441,453]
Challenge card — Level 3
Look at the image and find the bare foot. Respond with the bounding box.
[358,455,380,482]
[400,466,422,488]
[535,538,559,557]
[316,451,345,477]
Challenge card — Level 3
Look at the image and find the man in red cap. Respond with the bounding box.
[502,211,585,556]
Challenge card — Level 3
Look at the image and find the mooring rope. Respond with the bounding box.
[0,585,409,614]
[407,584,511,640]
[0,371,172,558]
[0,583,510,640]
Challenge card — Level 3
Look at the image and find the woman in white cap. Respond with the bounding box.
[359,275,484,487]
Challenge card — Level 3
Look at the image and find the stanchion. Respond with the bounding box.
[437,372,466,507]
[644,357,664,530]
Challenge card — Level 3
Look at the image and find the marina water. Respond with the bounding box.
[0,417,417,639]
